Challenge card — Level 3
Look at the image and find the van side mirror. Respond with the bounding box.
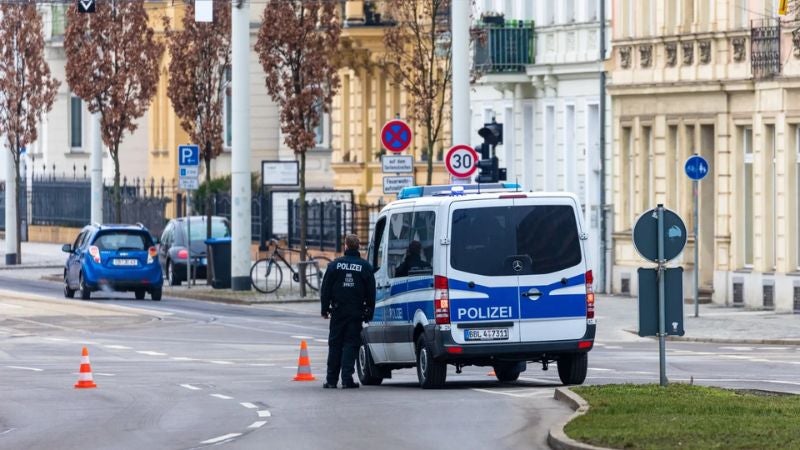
[61,244,72,253]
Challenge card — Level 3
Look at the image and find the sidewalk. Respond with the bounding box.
[3,241,799,345]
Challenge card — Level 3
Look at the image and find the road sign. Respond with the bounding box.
[638,267,685,337]
[381,155,414,173]
[178,144,200,166]
[383,175,414,194]
[179,166,199,178]
[179,177,199,190]
[632,207,687,263]
[261,161,299,186]
[684,155,709,181]
[445,144,479,178]
[77,0,95,13]
[381,119,413,153]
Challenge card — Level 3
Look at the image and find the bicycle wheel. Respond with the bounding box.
[251,258,283,294]
[304,256,331,291]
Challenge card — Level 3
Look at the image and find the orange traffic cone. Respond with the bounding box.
[487,369,496,376]
[293,340,316,381]
[74,347,97,389]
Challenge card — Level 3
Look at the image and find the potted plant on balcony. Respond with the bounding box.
[480,11,504,27]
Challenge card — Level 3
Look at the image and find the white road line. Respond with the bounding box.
[0,303,22,309]
[104,345,131,350]
[757,347,789,351]
[248,421,267,429]
[518,376,558,384]
[314,339,328,343]
[6,366,43,372]
[588,368,613,371]
[257,410,271,418]
[719,346,753,351]
[0,428,16,436]
[171,357,196,361]
[604,345,623,350]
[240,402,258,409]
[291,335,315,340]
[283,366,297,369]
[94,373,116,377]
[749,358,772,363]
[136,351,167,356]
[180,384,202,391]
[200,433,241,445]
[208,360,235,365]
[248,363,276,367]
[44,337,67,342]
[471,388,553,398]
[211,394,233,400]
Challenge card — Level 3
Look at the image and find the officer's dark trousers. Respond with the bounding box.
[326,314,362,385]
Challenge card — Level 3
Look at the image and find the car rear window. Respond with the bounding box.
[450,205,582,276]
[183,218,230,241]
[92,231,152,251]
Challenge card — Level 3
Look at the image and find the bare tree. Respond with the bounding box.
[0,2,59,264]
[255,0,341,296]
[384,0,452,185]
[163,2,231,238]
[65,1,164,222]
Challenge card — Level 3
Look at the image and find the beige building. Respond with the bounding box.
[609,0,800,311]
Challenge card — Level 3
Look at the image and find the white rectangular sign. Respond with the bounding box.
[381,155,414,173]
[383,176,414,194]
[179,166,199,178]
[262,161,299,186]
[179,177,199,190]
[195,0,213,22]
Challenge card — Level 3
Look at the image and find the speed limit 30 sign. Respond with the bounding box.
[445,144,479,178]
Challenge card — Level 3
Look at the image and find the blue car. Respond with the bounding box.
[62,224,164,300]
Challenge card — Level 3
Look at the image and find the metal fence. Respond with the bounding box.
[751,18,781,79]
[189,191,263,242]
[286,199,383,253]
[473,22,535,73]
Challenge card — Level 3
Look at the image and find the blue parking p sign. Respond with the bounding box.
[684,155,709,181]
[178,145,200,166]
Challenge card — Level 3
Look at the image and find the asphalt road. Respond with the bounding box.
[0,276,572,450]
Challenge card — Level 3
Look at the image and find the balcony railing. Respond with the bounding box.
[751,18,780,79]
[473,21,535,74]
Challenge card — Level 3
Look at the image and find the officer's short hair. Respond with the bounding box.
[345,234,360,251]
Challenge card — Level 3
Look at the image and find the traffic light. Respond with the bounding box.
[475,118,505,183]
[476,156,499,183]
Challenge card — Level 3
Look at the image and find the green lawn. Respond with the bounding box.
[566,384,800,450]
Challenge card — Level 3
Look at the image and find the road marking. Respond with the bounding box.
[757,346,789,351]
[171,357,196,361]
[518,376,559,384]
[248,363,276,367]
[719,355,750,359]
[291,335,315,340]
[104,345,131,350]
[283,366,297,369]
[136,351,167,356]
[314,339,328,343]
[209,360,235,365]
[0,302,22,309]
[471,388,553,398]
[211,394,233,400]
[6,366,43,372]
[588,368,613,371]
[257,410,271,418]
[94,373,115,377]
[180,384,202,391]
[45,337,68,342]
[200,433,241,444]
[719,346,753,351]
[0,428,15,436]
[240,402,258,409]
[248,421,267,429]
[604,345,623,350]
[748,358,772,363]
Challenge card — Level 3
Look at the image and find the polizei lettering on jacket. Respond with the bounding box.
[336,262,363,272]
[456,306,513,320]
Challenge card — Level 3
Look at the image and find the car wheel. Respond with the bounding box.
[493,363,522,382]
[415,334,446,389]
[79,273,91,300]
[167,261,181,286]
[63,272,75,299]
[557,353,588,385]
[134,289,145,300]
[357,343,384,386]
[150,288,162,301]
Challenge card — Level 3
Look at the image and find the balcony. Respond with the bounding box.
[751,18,780,79]
[473,20,535,74]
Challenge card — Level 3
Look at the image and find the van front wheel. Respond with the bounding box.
[416,335,446,389]
[357,343,383,386]
[557,353,588,385]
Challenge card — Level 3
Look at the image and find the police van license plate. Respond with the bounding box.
[464,328,509,341]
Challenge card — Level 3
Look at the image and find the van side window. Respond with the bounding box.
[387,212,413,278]
[369,217,386,272]
[395,210,435,277]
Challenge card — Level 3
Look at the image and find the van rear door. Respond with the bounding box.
[513,197,587,342]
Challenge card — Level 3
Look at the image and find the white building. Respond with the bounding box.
[470,0,612,290]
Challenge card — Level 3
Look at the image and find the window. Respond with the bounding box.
[765,124,776,269]
[564,104,576,192]
[743,127,753,266]
[544,1,555,25]
[368,217,386,272]
[564,0,575,22]
[387,211,412,278]
[625,0,635,37]
[545,105,555,190]
[736,0,748,28]
[313,102,326,147]
[683,0,694,29]
[182,217,230,241]
[450,205,582,276]
[92,231,151,251]
[668,125,679,208]
[586,0,598,21]
[70,95,82,149]
[641,126,652,211]
[622,126,633,228]
[395,211,435,277]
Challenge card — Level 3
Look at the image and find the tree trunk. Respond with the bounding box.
[205,143,212,239]
[299,151,307,298]
[112,144,121,223]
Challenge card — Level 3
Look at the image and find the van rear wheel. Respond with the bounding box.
[557,353,588,385]
[357,343,383,386]
[493,363,522,382]
[416,335,446,389]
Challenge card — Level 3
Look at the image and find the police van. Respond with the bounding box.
[357,183,595,389]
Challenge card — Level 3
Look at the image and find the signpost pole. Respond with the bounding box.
[657,204,667,387]
[187,191,191,290]
[693,179,699,318]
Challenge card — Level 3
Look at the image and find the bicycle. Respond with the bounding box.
[250,239,333,294]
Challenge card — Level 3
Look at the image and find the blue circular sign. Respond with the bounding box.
[684,155,709,181]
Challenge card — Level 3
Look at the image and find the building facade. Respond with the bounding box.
[609,0,800,312]
[471,0,612,290]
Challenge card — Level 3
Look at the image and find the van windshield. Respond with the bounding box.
[450,205,582,276]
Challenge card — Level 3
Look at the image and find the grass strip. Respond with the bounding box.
[566,384,800,450]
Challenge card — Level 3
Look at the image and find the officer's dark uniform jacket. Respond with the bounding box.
[321,249,376,321]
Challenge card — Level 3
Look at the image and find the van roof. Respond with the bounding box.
[382,188,581,213]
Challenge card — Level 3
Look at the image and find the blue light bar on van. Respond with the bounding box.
[396,183,522,199]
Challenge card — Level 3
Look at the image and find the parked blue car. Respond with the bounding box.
[62,223,164,300]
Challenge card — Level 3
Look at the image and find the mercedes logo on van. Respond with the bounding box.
[512,260,523,272]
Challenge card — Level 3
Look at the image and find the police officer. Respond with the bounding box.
[320,234,376,389]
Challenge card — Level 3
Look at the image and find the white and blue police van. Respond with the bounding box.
[357,183,596,389]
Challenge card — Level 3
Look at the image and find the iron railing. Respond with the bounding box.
[751,18,781,79]
[473,22,535,73]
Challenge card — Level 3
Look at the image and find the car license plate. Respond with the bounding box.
[464,328,509,341]
[112,259,138,266]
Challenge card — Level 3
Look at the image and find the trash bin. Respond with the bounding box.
[205,237,232,289]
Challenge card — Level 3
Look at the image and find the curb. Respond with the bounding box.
[623,328,800,346]
[163,289,317,305]
[0,264,63,271]
[548,388,614,450]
